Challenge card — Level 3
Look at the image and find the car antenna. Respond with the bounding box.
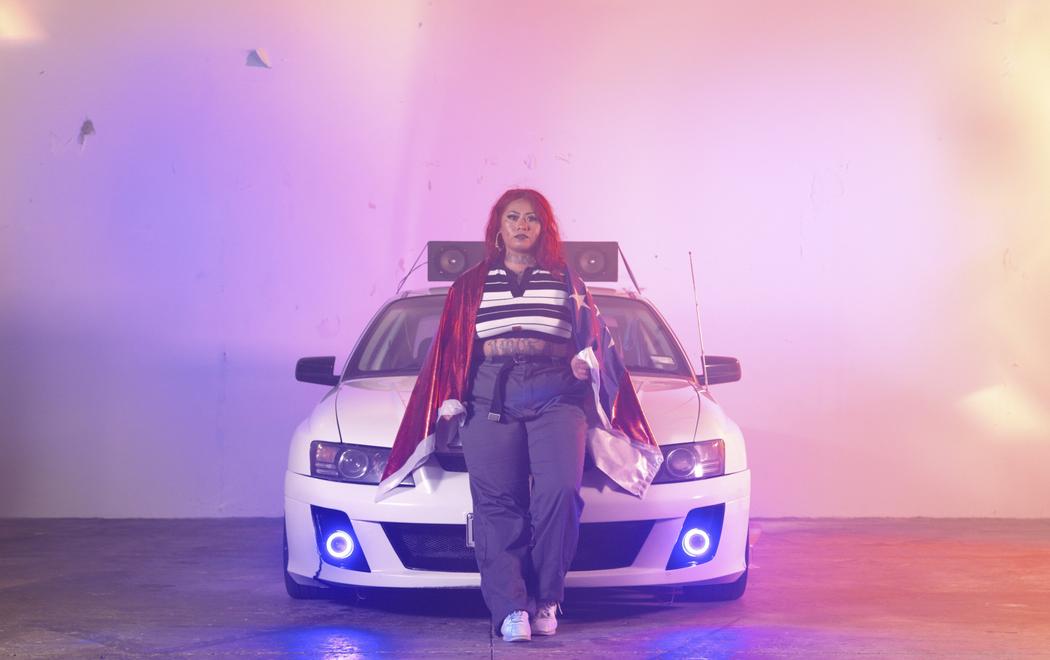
[617,244,643,294]
[395,243,428,294]
[689,251,709,391]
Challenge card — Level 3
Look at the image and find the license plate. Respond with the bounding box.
[465,513,475,548]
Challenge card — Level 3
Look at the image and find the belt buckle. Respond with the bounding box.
[513,353,528,364]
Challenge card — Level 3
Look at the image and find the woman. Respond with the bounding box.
[378,188,662,642]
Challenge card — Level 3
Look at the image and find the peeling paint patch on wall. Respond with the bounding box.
[77,119,95,147]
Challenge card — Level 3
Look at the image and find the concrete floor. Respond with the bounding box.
[1,519,1048,658]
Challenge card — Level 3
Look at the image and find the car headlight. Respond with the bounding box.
[653,439,724,484]
[310,441,415,487]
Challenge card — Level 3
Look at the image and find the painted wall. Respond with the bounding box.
[2,1,1047,517]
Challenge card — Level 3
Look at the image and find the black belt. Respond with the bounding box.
[483,354,566,422]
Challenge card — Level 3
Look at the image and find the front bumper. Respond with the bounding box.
[284,465,750,590]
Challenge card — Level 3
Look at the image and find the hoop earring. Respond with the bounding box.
[495,233,505,251]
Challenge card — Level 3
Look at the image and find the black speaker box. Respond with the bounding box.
[426,240,619,282]
[563,241,619,281]
[427,241,487,281]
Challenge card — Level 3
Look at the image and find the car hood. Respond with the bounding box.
[332,374,731,448]
[331,376,418,448]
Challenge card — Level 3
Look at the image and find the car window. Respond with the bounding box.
[591,296,689,375]
[344,294,690,378]
[348,296,444,376]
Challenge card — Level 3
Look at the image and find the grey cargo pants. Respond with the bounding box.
[458,356,588,627]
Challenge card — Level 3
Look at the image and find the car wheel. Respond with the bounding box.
[680,529,749,602]
[283,521,329,600]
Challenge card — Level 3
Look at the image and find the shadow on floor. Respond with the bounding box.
[323,584,685,622]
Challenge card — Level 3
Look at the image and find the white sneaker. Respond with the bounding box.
[500,610,531,642]
[533,601,559,636]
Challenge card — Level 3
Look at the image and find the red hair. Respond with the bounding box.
[483,188,566,273]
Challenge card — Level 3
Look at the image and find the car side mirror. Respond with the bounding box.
[696,355,741,386]
[296,356,340,386]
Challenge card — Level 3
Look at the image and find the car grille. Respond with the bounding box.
[382,520,654,572]
[433,451,598,475]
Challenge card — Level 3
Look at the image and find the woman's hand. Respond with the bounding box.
[437,399,465,422]
[570,356,591,381]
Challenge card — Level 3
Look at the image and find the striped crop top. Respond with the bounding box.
[474,266,573,341]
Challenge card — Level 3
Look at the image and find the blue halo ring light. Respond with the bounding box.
[325,530,355,559]
[666,504,725,570]
[310,506,370,571]
[681,528,711,557]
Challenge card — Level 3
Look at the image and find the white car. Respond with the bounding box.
[283,272,750,602]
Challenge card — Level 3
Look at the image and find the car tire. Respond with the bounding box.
[283,521,329,600]
[680,529,750,602]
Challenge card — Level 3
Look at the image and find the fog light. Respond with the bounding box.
[681,528,711,557]
[325,530,355,559]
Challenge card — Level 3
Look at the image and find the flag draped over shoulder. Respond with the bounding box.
[375,262,487,499]
[376,261,663,501]
[566,270,663,496]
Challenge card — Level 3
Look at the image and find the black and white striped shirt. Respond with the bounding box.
[475,266,573,341]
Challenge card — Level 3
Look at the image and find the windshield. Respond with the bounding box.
[343,294,691,379]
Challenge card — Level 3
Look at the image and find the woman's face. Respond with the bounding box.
[499,198,542,255]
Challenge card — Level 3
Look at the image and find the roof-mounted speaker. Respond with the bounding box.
[426,241,619,282]
[563,241,618,281]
